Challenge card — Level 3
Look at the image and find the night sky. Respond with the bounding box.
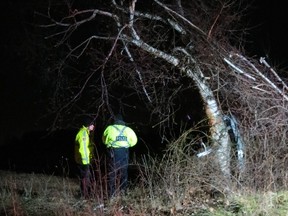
[1,0,288,147]
[244,0,288,68]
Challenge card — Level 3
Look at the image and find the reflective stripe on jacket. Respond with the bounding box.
[102,124,137,148]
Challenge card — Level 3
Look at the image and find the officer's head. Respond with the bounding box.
[83,116,95,130]
[114,114,125,125]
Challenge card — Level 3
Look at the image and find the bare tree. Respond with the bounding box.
[37,0,288,191]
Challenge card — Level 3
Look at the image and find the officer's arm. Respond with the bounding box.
[128,128,137,147]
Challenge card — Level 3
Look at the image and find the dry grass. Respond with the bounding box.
[0,169,215,216]
[1,153,288,216]
[2,131,288,216]
[2,170,288,216]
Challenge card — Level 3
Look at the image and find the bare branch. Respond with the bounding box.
[223,57,256,81]
[231,53,288,101]
[260,57,288,90]
[154,0,206,36]
[124,34,180,66]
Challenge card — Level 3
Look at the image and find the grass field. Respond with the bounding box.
[1,169,288,216]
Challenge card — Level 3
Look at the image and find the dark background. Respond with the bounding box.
[1,0,288,175]
[244,0,288,69]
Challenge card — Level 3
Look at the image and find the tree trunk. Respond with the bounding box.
[183,65,231,186]
[129,37,231,185]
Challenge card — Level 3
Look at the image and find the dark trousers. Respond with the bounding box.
[108,148,129,197]
[77,164,92,198]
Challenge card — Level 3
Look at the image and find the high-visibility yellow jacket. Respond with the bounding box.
[102,124,137,148]
[74,126,94,165]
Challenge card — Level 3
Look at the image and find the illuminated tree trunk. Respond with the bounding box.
[184,66,231,181]
[128,38,231,183]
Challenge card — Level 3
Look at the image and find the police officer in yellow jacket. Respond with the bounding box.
[102,114,137,197]
[75,117,95,198]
